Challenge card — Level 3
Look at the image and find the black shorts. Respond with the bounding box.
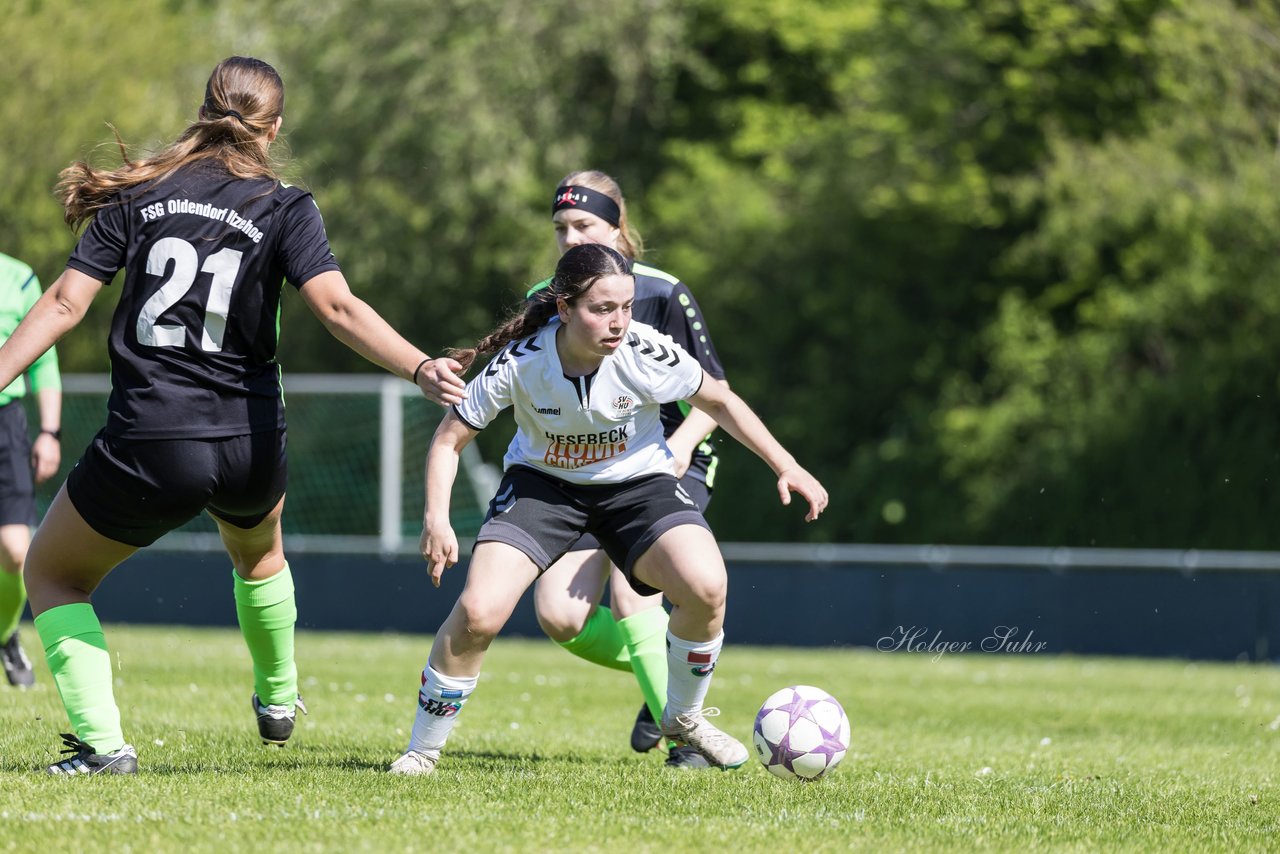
[566,472,711,554]
[67,428,288,547]
[475,465,710,596]
[0,402,35,527]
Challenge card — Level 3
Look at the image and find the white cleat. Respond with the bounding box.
[389,749,440,776]
[660,707,749,769]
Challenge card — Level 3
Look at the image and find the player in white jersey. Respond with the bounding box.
[389,243,827,775]
[533,171,730,768]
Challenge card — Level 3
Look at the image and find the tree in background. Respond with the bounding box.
[640,0,1164,543]
[937,0,1280,547]
[3,0,228,370]
[4,0,1279,547]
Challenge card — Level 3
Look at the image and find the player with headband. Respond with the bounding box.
[531,171,731,767]
[389,242,827,775]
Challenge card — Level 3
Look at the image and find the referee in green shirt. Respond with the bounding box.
[0,251,61,688]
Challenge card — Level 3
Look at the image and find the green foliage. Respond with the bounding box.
[2,1,229,369]
[261,0,695,371]
[936,1,1280,546]
[3,0,1280,545]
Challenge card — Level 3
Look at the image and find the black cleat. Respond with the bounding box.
[630,703,663,753]
[2,631,34,687]
[664,744,711,769]
[47,733,138,776]
[253,693,307,745]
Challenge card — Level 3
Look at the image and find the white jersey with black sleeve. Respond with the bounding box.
[453,319,705,485]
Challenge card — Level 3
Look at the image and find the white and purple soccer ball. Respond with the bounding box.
[752,685,850,781]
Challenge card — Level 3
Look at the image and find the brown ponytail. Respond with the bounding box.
[57,56,287,230]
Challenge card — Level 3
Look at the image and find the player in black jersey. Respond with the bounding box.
[390,243,827,775]
[0,56,466,775]
[531,171,730,767]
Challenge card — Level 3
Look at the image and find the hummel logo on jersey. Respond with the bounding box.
[485,336,544,377]
[535,406,561,415]
[626,332,680,367]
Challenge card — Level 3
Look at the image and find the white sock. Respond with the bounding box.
[407,664,477,753]
[664,630,724,719]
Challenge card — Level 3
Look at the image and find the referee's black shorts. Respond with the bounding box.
[475,465,710,596]
[0,401,36,527]
[67,428,288,547]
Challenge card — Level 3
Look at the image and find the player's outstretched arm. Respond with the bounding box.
[298,270,466,405]
[688,371,829,522]
[0,268,101,392]
[422,410,479,586]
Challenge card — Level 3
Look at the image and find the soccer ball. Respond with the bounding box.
[752,685,850,780]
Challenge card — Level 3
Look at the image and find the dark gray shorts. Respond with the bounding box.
[475,465,710,596]
[566,472,710,554]
[0,402,35,527]
[67,428,287,547]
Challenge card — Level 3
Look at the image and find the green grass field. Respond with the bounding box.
[1,623,1278,852]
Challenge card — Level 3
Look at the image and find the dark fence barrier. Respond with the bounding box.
[81,544,1280,662]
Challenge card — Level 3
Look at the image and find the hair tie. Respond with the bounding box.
[203,102,247,124]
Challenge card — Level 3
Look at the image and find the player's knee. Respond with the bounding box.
[665,565,726,616]
[532,577,590,641]
[456,594,508,641]
[535,604,582,643]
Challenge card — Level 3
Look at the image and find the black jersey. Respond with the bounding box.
[67,162,340,439]
[526,260,727,486]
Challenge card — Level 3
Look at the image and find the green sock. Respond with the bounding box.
[0,568,26,641]
[34,603,125,753]
[557,605,632,673]
[617,606,670,727]
[233,564,298,708]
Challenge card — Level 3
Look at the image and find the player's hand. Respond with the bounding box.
[31,432,60,484]
[776,466,828,522]
[416,357,467,407]
[421,519,459,587]
[667,439,695,478]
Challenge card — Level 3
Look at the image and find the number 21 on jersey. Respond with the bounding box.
[138,237,243,352]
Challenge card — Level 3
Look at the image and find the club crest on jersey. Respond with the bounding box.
[612,395,635,416]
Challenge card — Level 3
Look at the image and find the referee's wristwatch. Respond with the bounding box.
[39,428,61,440]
